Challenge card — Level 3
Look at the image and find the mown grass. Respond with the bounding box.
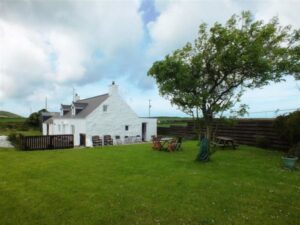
[0,142,299,225]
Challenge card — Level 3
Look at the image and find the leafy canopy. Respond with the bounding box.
[148,12,300,122]
[26,109,48,128]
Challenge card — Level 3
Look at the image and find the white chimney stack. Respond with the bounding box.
[109,81,118,96]
[74,93,80,102]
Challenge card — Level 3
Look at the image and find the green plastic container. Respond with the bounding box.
[282,156,298,170]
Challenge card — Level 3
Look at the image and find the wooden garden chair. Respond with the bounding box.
[92,135,102,147]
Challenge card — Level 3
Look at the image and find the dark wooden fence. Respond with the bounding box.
[20,135,74,150]
[158,119,289,150]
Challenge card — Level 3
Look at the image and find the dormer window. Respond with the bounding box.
[61,105,71,116]
[76,108,82,115]
[103,104,108,112]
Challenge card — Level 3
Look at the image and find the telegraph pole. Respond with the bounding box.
[45,97,48,110]
[148,99,151,118]
[72,87,75,102]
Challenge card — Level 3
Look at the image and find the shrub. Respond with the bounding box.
[274,110,300,156]
[7,133,23,150]
[288,142,300,158]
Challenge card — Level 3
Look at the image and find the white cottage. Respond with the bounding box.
[42,82,157,146]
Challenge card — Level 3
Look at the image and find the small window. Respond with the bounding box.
[125,125,129,131]
[103,105,108,112]
[76,108,82,115]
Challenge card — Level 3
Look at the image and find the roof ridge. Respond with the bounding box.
[77,93,108,102]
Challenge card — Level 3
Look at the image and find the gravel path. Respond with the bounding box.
[0,136,13,148]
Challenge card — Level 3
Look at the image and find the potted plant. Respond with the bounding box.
[282,143,299,170]
[274,110,300,170]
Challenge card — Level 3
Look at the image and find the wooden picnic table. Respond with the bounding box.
[159,137,173,150]
[212,136,239,149]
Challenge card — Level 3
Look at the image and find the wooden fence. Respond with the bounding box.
[158,119,289,150]
[20,135,74,150]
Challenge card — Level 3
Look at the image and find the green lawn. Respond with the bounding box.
[0,142,299,225]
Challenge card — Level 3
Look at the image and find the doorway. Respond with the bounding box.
[80,133,86,146]
[142,123,147,141]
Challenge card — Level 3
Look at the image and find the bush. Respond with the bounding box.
[7,133,23,150]
[288,142,300,158]
[255,135,271,149]
[274,110,300,156]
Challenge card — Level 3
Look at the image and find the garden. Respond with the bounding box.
[0,142,299,225]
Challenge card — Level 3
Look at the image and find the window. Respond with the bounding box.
[103,104,108,112]
[58,125,61,132]
[62,110,69,116]
[76,108,82,115]
[125,125,129,131]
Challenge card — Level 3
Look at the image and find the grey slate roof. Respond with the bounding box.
[62,94,109,118]
[73,102,88,108]
[44,93,109,123]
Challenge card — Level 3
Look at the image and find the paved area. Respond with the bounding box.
[0,136,13,148]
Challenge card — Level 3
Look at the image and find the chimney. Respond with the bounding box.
[109,81,118,96]
[74,93,80,102]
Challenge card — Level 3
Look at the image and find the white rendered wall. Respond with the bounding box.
[42,123,47,135]
[43,118,86,146]
[139,118,157,141]
[85,88,157,146]
[86,93,139,146]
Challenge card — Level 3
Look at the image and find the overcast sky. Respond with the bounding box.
[0,0,299,117]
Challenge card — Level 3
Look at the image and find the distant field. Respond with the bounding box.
[0,117,41,136]
[156,116,192,128]
[0,110,22,118]
[155,116,192,121]
[0,118,26,123]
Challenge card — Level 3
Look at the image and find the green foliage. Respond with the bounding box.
[274,110,300,156]
[148,11,300,139]
[7,133,23,149]
[289,142,300,158]
[25,109,47,128]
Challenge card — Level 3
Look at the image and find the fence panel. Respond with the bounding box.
[20,135,74,150]
[157,119,289,150]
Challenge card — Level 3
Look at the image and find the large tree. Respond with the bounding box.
[26,109,48,128]
[148,11,300,140]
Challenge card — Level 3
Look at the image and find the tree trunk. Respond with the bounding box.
[202,107,213,142]
[206,124,212,141]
